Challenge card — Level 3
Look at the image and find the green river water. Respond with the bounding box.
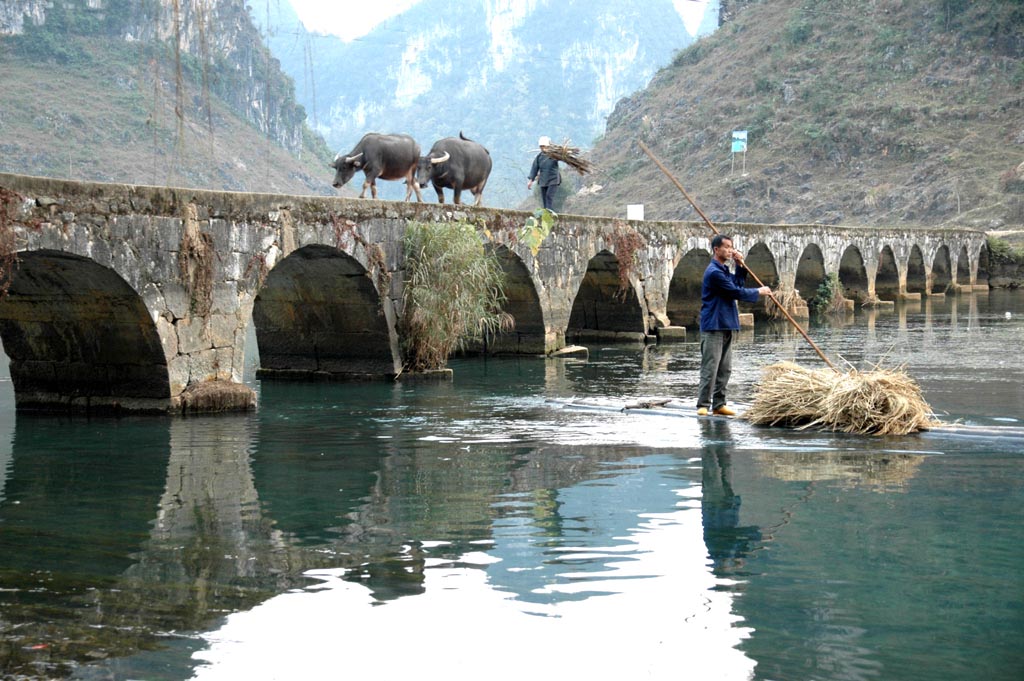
[1,291,1022,680]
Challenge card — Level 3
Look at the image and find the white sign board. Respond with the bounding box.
[627,204,644,221]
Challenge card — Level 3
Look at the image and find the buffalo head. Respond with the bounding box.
[331,152,364,188]
[415,150,450,187]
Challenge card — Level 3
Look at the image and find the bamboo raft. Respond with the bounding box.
[545,397,1024,441]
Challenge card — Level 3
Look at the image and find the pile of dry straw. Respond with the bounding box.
[542,140,593,175]
[744,361,941,436]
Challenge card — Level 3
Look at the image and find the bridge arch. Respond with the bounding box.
[667,247,709,329]
[745,242,779,287]
[794,243,826,302]
[567,249,646,343]
[483,244,546,354]
[252,244,399,379]
[931,245,952,293]
[0,250,170,411]
[838,245,869,303]
[743,242,779,317]
[875,245,900,300]
[977,242,991,285]
[906,245,927,294]
[956,245,971,287]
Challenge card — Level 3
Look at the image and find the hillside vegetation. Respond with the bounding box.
[0,0,335,195]
[567,0,1024,232]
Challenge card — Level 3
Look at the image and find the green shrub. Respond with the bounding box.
[400,221,513,372]
[811,271,845,312]
[518,208,556,256]
[672,41,708,67]
[986,236,1024,263]
[754,76,777,95]
[784,17,813,46]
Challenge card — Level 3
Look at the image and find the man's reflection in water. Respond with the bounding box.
[699,419,762,574]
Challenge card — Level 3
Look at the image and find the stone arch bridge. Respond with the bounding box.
[0,173,990,413]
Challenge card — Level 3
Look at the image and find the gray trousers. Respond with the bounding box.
[697,330,734,410]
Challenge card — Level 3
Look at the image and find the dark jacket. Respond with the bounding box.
[529,152,561,187]
[699,259,762,332]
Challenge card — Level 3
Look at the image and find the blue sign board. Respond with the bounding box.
[731,130,748,153]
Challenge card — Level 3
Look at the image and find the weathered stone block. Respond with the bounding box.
[549,345,588,358]
[657,326,687,342]
[176,317,211,354]
[188,347,221,383]
[209,313,238,348]
[155,216,183,252]
[208,218,232,254]
[211,283,241,315]
[162,282,190,319]
[155,315,178,361]
[167,355,189,396]
[739,313,755,328]
[179,380,256,413]
[141,282,166,314]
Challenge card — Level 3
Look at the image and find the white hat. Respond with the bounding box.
[538,136,551,147]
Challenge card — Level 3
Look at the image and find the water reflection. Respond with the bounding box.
[190,446,758,681]
[753,450,923,490]
[699,419,763,575]
[0,416,171,677]
[0,292,1021,680]
[120,416,283,624]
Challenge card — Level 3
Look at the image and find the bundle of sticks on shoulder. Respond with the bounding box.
[543,140,594,175]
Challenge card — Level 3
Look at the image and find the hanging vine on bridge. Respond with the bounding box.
[608,222,647,296]
[177,203,215,316]
[0,188,22,299]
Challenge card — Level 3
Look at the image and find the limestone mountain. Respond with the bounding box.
[254,0,718,206]
[565,0,1024,231]
[0,0,334,195]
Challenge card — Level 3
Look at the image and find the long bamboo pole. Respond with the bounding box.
[639,141,837,371]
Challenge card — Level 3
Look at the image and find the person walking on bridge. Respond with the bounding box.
[527,136,562,210]
[696,234,771,416]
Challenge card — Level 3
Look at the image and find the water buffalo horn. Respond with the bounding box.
[345,152,364,163]
[431,151,451,164]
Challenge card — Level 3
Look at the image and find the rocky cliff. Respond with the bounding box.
[3,0,307,153]
[0,0,332,193]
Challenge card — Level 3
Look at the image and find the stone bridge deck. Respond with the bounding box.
[0,173,990,413]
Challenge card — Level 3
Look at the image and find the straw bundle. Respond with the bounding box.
[744,361,940,435]
[763,281,802,321]
[542,140,594,175]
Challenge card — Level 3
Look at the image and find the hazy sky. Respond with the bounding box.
[288,0,424,41]
[288,0,711,41]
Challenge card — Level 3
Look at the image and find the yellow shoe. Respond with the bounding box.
[713,406,736,416]
[696,407,709,416]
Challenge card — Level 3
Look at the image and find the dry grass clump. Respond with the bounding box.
[763,281,802,321]
[542,140,594,175]
[744,361,940,435]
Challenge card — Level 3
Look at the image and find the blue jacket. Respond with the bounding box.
[699,259,761,332]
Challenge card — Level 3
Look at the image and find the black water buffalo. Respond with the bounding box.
[416,132,492,206]
[331,133,423,201]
